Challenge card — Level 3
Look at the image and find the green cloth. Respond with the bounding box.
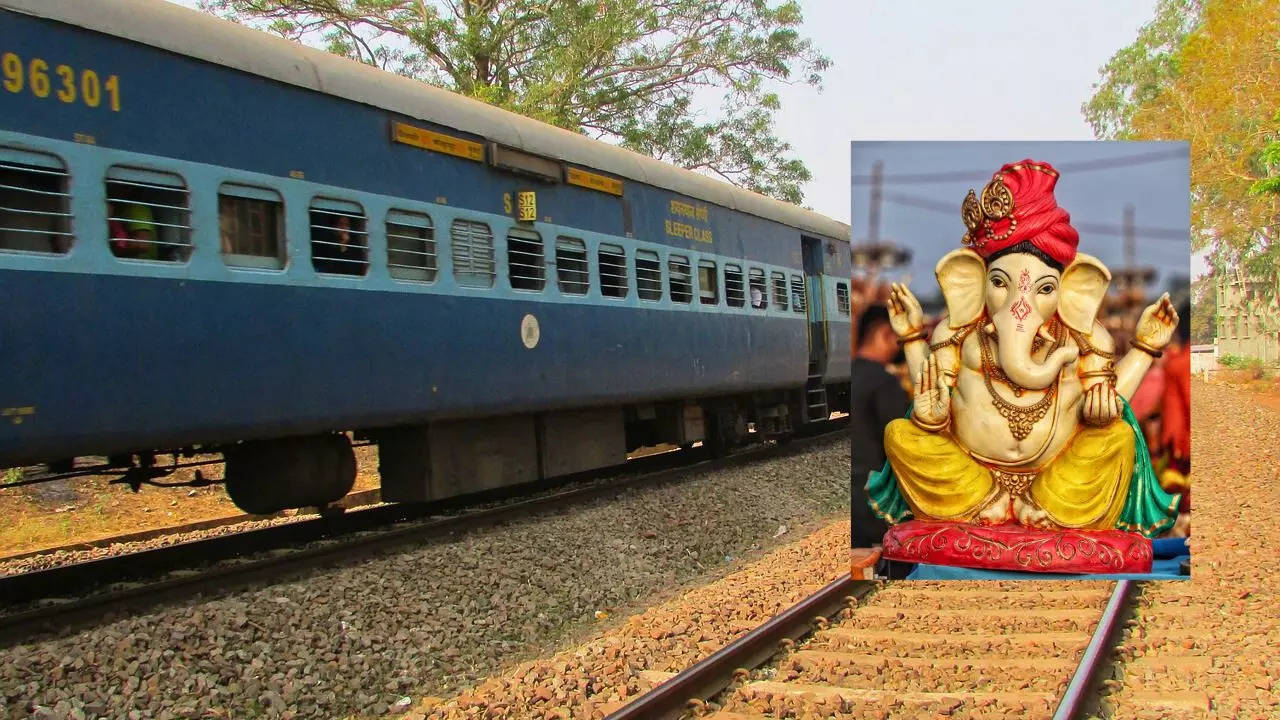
[865,397,1180,538]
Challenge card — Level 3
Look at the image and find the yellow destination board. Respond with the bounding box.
[391,121,485,162]
[566,167,624,196]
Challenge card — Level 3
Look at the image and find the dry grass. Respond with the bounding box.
[0,444,381,559]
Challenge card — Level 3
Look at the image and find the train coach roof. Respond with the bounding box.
[4,0,851,243]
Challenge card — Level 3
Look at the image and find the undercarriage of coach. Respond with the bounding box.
[5,389,836,516]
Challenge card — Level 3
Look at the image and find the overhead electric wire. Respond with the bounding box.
[852,148,1187,185]
[879,191,1189,242]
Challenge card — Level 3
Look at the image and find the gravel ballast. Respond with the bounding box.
[410,518,853,719]
[1095,379,1280,719]
[0,436,849,719]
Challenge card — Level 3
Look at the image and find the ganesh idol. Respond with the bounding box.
[866,160,1181,574]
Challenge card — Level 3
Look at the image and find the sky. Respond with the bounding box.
[849,141,1190,296]
[763,0,1202,281]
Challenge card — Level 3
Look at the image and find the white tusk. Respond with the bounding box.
[983,322,996,335]
[1037,325,1055,343]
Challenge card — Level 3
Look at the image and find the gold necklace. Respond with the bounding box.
[979,332,1058,441]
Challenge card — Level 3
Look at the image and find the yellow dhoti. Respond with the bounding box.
[884,418,1134,530]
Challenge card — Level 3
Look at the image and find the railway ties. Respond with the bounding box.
[612,579,1198,720]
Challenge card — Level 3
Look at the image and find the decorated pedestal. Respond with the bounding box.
[881,520,1153,575]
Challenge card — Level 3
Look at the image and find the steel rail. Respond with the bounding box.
[606,574,877,720]
[0,421,845,648]
[1052,579,1137,720]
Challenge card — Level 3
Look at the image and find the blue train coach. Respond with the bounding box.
[0,0,852,513]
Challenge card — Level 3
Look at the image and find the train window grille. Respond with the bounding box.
[507,228,545,291]
[386,210,437,283]
[556,236,589,295]
[724,264,745,307]
[636,249,663,301]
[310,198,369,276]
[105,166,192,262]
[0,147,72,255]
[836,282,851,315]
[668,255,693,303]
[697,259,719,305]
[771,271,789,311]
[598,243,628,298]
[218,184,286,270]
[748,267,768,310]
[791,274,807,313]
[452,219,496,288]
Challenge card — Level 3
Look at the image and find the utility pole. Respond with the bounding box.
[867,160,883,244]
[1123,204,1135,269]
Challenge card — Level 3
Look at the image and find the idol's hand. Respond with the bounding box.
[1134,293,1178,350]
[1081,382,1122,427]
[912,354,950,430]
[888,282,924,338]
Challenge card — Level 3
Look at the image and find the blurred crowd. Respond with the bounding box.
[848,277,1191,540]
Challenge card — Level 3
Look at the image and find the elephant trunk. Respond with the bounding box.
[994,315,1078,390]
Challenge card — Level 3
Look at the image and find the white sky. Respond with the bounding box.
[769,0,1202,278]
[165,0,1201,278]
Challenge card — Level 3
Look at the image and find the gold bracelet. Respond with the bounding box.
[1130,338,1164,358]
[898,330,928,345]
[911,412,948,431]
[1079,370,1118,380]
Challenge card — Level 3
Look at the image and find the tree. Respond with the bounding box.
[1190,274,1216,345]
[1081,0,1205,140]
[201,0,829,204]
[1087,0,1280,346]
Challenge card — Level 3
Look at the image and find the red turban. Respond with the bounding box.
[961,159,1079,267]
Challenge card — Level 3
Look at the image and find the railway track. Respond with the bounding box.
[0,420,845,648]
[609,576,1143,720]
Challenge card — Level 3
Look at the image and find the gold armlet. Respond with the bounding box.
[898,330,928,345]
[911,413,949,432]
[1130,338,1164,358]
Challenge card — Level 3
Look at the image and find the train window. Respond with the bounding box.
[218,183,285,270]
[791,274,808,313]
[507,228,545,291]
[771,271,789,311]
[386,210,437,282]
[724,264,745,308]
[105,166,191,262]
[598,243,628,298]
[668,254,693,303]
[0,147,72,254]
[836,282,851,315]
[697,259,718,305]
[452,219,496,287]
[748,267,767,310]
[555,236,589,295]
[636,249,662,301]
[310,198,369,276]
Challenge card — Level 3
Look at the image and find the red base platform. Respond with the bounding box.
[881,520,1153,574]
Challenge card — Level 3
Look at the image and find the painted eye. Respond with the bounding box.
[991,276,1005,288]
[1039,285,1055,295]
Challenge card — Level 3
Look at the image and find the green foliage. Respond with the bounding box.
[200,0,828,203]
[1249,137,1280,197]
[2,467,21,486]
[1082,0,1205,139]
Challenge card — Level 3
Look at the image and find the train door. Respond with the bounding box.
[801,236,829,421]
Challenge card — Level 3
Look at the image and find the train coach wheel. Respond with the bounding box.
[224,433,356,515]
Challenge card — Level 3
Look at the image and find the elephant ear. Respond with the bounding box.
[1058,253,1112,333]
[935,249,986,328]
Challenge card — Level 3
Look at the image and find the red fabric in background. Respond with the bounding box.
[1161,346,1191,463]
[1129,362,1166,421]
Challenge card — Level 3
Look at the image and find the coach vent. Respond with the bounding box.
[635,249,663,301]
